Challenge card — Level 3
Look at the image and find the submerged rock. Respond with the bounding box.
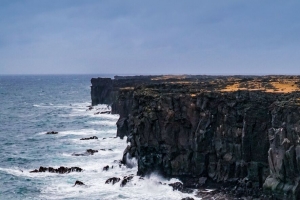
[80,136,98,140]
[46,131,58,134]
[94,111,111,114]
[72,149,98,156]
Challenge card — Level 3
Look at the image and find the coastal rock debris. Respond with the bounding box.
[80,136,98,140]
[30,166,83,173]
[46,131,58,134]
[120,174,134,187]
[72,149,98,156]
[103,165,109,171]
[94,111,111,115]
[73,180,85,186]
[105,177,121,185]
[104,174,134,187]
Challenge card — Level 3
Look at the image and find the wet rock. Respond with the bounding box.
[46,131,58,134]
[72,149,98,156]
[168,181,193,193]
[86,105,93,111]
[198,177,207,186]
[120,174,134,187]
[80,136,98,140]
[100,111,111,114]
[105,177,121,185]
[168,182,184,192]
[30,166,83,173]
[86,149,98,155]
[116,117,128,139]
[73,180,85,186]
[103,165,109,171]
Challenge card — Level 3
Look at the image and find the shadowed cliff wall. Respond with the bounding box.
[91,76,300,199]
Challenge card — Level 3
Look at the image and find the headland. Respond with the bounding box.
[91,75,300,199]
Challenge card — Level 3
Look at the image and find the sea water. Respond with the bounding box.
[0,75,198,200]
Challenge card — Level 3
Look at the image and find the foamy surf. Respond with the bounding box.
[0,75,201,200]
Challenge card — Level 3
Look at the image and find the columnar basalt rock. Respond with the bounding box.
[263,103,300,200]
[125,91,271,182]
[91,75,300,199]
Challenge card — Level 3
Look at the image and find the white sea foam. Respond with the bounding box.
[29,101,201,199]
[87,120,117,126]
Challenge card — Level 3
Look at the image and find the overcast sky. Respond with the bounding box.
[1,0,300,75]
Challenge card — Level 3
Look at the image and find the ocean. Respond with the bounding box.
[0,75,197,200]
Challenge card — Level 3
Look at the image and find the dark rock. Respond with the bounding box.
[103,165,109,171]
[120,174,134,187]
[30,166,82,173]
[94,110,111,115]
[91,75,300,199]
[181,198,194,200]
[100,111,111,114]
[168,182,184,191]
[72,149,98,156]
[198,177,207,186]
[86,149,98,154]
[46,131,58,134]
[74,180,85,186]
[105,177,121,185]
[116,117,128,139]
[86,105,93,111]
[168,181,193,193]
[80,136,98,140]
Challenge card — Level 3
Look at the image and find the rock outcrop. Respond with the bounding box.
[80,136,98,140]
[91,75,300,199]
[30,166,83,173]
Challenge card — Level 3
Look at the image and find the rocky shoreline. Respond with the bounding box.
[91,75,300,200]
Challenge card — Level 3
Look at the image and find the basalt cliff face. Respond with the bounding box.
[91,75,300,199]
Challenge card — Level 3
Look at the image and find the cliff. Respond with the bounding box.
[91,75,300,199]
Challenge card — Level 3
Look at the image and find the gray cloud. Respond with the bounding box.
[1,0,300,75]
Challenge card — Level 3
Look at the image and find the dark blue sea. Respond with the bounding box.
[0,75,197,200]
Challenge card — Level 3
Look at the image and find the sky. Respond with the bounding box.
[0,0,300,75]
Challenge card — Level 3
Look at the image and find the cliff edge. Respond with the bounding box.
[91,75,300,199]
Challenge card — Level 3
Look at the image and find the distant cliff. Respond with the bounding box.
[91,75,300,200]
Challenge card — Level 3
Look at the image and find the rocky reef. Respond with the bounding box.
[91,75,300,199]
